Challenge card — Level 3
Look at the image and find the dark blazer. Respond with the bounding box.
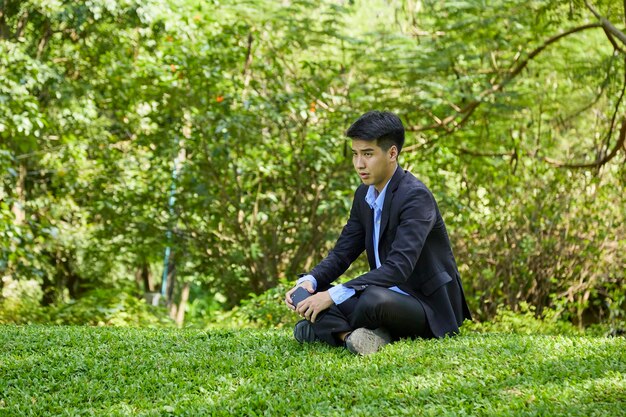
[310,166,471,337]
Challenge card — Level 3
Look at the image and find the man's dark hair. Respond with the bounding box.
[345,111,405,153]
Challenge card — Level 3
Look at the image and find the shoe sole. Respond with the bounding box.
[346,328,391,355]
[294,320,318,343]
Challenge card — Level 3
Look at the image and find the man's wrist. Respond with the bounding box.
[328,284,356,305]
[296,274,317,291]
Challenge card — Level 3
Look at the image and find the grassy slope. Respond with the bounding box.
[0,326,625,416]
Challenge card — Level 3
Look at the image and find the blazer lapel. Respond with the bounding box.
[379,166,404,238]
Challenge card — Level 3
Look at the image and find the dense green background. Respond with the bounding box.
[1,0,625,328]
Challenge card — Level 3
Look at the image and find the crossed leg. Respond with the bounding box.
[307,285,431,346]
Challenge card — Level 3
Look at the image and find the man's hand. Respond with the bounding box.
[295,291,334,323]
[285,280,315,310]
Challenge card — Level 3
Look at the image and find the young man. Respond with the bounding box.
[285,111,471,355]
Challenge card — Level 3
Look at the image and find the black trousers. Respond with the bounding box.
[310,285,432,347]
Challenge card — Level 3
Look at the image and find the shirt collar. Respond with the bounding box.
[365,179,391,211]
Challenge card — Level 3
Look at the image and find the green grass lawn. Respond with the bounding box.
[1,325,624,416]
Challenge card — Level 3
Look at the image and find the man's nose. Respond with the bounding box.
[354,155,365,168]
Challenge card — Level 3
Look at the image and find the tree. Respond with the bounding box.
[1,0,623,326]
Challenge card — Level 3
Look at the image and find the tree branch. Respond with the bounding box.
[242,32,253,78]
[0,5,10,40]
[602,26,626,54]
[542,118,626,168]
[402,136,439,153]
[449,124,625,169]
[36,20,52,59]
[407,23,603,132]
[600,56,626,156]
[457,148,512,158]
[585,0,626,46]
[15,10,28,38]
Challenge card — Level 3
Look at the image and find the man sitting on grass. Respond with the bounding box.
[285,111,471,355]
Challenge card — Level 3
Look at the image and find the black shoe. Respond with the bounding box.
[345,327,391,355]
[293,320,319,343]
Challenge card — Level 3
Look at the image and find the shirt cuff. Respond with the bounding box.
[328,284,356,305]
[296,274,317,291]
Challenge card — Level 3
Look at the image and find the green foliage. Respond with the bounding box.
[451,166,626,325]
[212,281,299,329]
[1,0,625,327]
[463,302,583,336]
[1,325,625,416]
[49,288,174,327]
[1,0,359,308]
[0,283,173,327]
[378,0,626,326]
[0,278,49,324]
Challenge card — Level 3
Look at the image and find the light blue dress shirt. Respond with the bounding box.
[297,173,410,304]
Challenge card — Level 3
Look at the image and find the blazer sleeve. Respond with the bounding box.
[309,187,366,289]
[343,186,436,289]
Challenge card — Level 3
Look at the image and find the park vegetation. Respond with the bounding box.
[1,0,625,329]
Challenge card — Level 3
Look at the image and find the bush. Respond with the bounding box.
[49,288,174,327]
[0,284,174,327]
[463,302,585,336]
[209,281,298,329]
[451,169,626,326]
[0,277,50,324]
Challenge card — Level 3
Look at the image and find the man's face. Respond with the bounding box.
[351,139,398,192]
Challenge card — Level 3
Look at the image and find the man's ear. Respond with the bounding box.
[388,145,398,162]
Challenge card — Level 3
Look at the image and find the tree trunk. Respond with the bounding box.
[165,260,177,319]
[63,252,83,299]
[135,262,154,293]
[175,282,190,328]
[11,163,26,225]
[41,274,56,306]
[41,251,61,306]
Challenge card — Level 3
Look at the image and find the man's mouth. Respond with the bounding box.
[359,173,369,178]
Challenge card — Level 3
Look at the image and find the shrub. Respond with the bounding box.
[464,302,582,336]
[209,281,298,329]
[0,283,174,327]
[49,288,174,327]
